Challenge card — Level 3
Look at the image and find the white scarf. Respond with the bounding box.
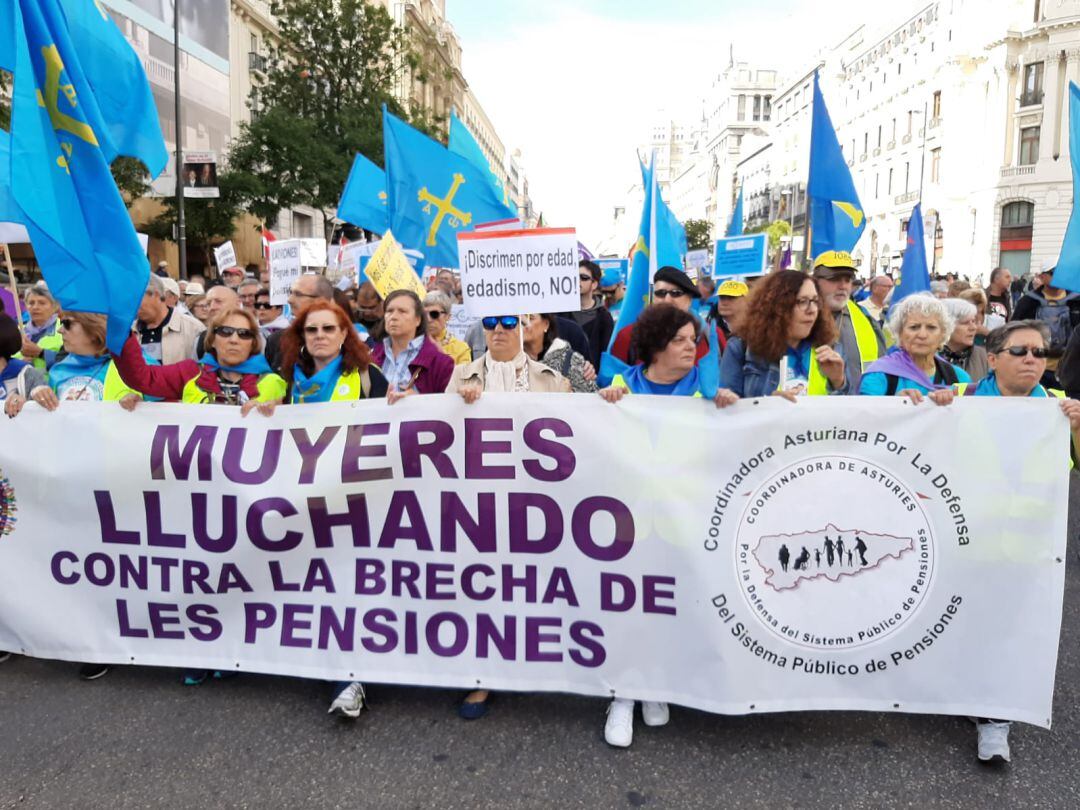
[484,351,529,392]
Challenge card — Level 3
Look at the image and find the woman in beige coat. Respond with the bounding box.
[446,314,570,720]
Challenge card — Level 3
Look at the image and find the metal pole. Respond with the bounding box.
[173,0,187,280]
[918,100,928,201]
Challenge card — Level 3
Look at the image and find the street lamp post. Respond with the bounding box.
[173,0,187,280]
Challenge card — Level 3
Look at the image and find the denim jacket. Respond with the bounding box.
[719,337,850,398]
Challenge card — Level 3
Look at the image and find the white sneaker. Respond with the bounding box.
[642,701,669,727]
[604,698,635,748]
[328,682,366,719]
[976,721,1011,762]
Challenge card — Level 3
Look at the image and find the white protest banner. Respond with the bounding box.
[213,241,237,271]
[447,303,479,342]
[0,396,1068,727]
[685,249,710,280]
[268,239,302,305]
[181,151,219,199]
[714,234,767,279]
[299,238,328,268]
[458,227,580,317]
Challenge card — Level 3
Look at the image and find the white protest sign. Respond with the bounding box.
[447,303,479,342]
[0,396,1069,727]
[268,239,303,305]
[0,223,31,244]
[299,238,327,267]
[213,241,237,271]
[685,248,710,278]
[457,227,580,317]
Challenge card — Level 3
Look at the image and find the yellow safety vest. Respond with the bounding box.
[16,330,63,371]
[289,368,372,404]
[846,300,881,371]
[103,361,139,402]
[181,372,286,405]
[610,373,703,398]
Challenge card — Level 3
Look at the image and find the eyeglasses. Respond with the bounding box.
[579,274,595,283]
[427,310,446,320]
[213,326,257,340]
[1000,346,1049,358]
[303,324,340,335]
[482,316,520,331]
[653,289,687,300]
[59,317,75,330]
[254,301,274,310]
[289,288,320,299]
[794,297,821,311]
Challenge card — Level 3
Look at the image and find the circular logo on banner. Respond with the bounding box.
[0,467,17,539]
[733,455,935,652]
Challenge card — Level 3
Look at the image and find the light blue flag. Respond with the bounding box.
[0,0,13,71]
[600,156,688,385]
[808,72,866,259]
[895,203,931,302]
[10,0,154,352]
[338,153,389,234]
[727,187,744,237]
[0,129,26,224]
[448,112,517,215]
[57,0,168,176]
[1054,82,1080,292]
[697,319,720,399]
[383,107,518,268]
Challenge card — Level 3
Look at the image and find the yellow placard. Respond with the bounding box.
[365,231,427,300]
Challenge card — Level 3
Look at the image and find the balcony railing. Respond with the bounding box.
[248,51,268,75]
[1000,165,1036,178]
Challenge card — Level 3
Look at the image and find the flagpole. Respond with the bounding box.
[648,149,658,302]
[1,244,26,338]
[173,0,187,280]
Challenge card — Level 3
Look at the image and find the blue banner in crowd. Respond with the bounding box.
[895,202,931,301]
[713,234,767,279]
[1054,82,1080,293]
[383,107,517,268]
[596,258,630,287]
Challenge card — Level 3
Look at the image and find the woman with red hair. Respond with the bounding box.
[276,300,388,403]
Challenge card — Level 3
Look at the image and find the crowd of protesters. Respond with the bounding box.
[3,249,1079,766]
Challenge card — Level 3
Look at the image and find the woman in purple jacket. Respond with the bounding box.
[371,290,454,402]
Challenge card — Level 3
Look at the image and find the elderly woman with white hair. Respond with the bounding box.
[939,297,989,383]
[858,293,970,402]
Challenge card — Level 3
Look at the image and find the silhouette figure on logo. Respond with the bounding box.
[824,536,836,566]
[836,537,846,567]
[778,544,790,572]
[814,549,821,568]
[855,535,868,566]
[847,550,853,566]
[793,546,810,570]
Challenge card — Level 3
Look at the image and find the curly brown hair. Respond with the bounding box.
[740,270,838,362]
[631,305,701,367]
[279,300,372,384]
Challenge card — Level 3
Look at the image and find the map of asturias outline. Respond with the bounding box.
[752,523,914,591]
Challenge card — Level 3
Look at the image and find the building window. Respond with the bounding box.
[753,95,762,121]
[1000,201,1034,276]
[932,90,942,119]
[863,132,869,154]
[875,173,880,198]
[1019,126,1040,165]
[906,111,913,135]
[891,118,897,142]
[888,167,894,193]
[905,162,910,192]
[250,33,258,53]
[738,95,746,120]
[1001,201,1034,229]
[930,148,941,183]
[763,96,772,120]
[1022,62,1045,106]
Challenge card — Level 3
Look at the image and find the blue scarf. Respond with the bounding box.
[621,364,701,396]
[292,355,343,404]
[972,372,1048,397]
[0,358,29,385]
[784,341,813,380]
[49,353,111,398]
[201,353,272,376]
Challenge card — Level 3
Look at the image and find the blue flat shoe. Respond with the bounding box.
[182,669,208,686]
[458,692,491,720]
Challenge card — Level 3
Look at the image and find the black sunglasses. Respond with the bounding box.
[482,316,520,331]
[214,326,257,340]
[427,310,446,320]
[1001,346,1049,359]
[654,289,687,299]
[59,317,75,330]
[579,274,595,283]
[303,324,339,335]
[254,301,274,310]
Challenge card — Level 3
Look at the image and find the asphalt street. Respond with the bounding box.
[3,477,1080,810]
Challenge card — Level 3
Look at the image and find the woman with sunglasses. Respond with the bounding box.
[859,293,969,402]
[371,290,454,402]
[719,270,847,399]
[424,291,471,366]
[446,313,570,719]
[111,306,284,411]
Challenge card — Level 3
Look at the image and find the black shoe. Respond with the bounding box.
[78,663,110,680]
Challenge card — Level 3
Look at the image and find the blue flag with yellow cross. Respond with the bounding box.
[383,107,518,268]
[7,0,164,352]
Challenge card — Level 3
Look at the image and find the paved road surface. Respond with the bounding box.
[2,479,1079,809]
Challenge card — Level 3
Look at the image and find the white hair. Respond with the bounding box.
[941,297,977,327]
[887,293,955,346]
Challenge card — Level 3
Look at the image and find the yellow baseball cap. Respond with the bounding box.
[812,251,858,277]
[717,279,749,298]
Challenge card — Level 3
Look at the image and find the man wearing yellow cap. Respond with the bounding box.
[711,279,750,343]
[812,251,886,392]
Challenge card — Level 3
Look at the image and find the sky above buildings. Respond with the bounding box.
[449,0,908,248]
